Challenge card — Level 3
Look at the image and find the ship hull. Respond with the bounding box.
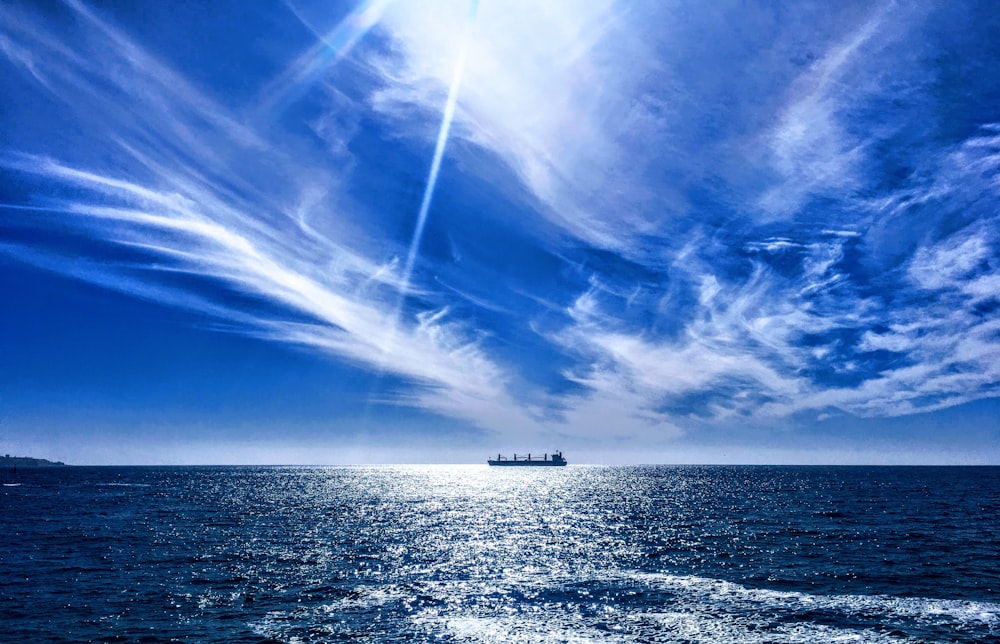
[487,460,567,466]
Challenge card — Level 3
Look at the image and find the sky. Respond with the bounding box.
[1,0,999,465]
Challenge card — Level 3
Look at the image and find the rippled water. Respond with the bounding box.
[2,465,999,642]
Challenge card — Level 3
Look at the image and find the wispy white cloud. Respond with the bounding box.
[551,149,999,425]
[369,1,937,248]
[750,1,946,223]
[369,0,680,252]
[554,259,828,422]
[1,155,516,416]
[0,1,546,439]
[754,7,889,218]
[557,368,685,443]
[909,228,990,291]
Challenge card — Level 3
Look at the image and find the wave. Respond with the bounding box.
[249,570,999,643]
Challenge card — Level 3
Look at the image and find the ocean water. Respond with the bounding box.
[2,465,999,643]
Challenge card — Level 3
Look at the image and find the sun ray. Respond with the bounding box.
[400,0,479,292]
[256,0,392,118]
[379,1,479,353]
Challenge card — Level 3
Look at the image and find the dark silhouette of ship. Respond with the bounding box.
[487,451,567,466]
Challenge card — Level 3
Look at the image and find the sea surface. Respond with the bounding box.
[2,465,999,643]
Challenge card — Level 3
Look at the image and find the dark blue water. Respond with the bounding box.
[2,466,999,642]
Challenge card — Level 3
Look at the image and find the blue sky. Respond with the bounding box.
[2,0,999,464]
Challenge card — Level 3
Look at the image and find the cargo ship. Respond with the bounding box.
[487,451,567,466]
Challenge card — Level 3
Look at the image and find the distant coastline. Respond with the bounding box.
[1,455,67,467]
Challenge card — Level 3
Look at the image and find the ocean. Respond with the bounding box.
[2,465,998,643]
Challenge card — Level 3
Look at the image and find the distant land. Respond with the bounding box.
[1,455,68,467]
